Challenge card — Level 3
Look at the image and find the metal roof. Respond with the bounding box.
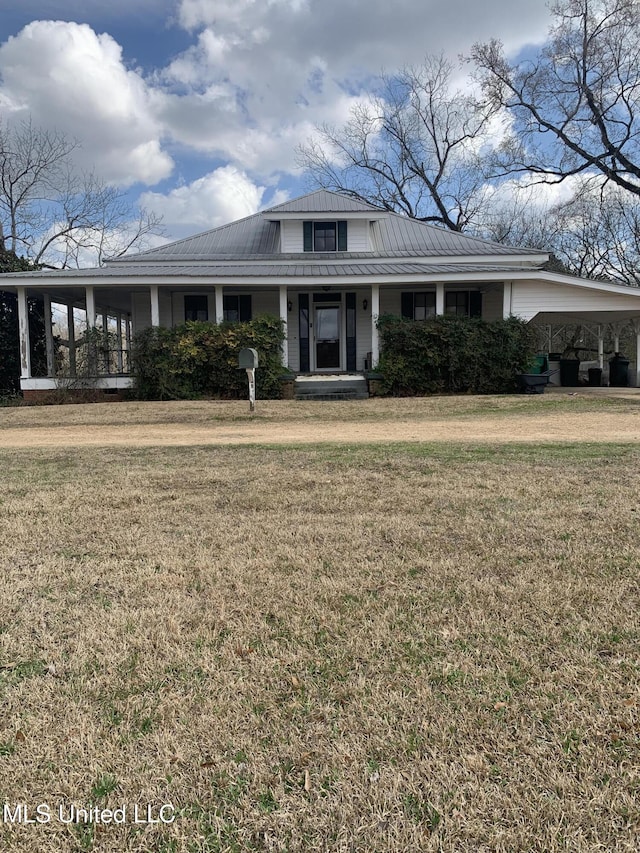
[372,214,538,257]
[2,261,543,280]
[263,189,383,214]
[110,190,542,264]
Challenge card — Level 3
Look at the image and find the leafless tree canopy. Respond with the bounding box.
[0,119,163,268]
[297,56,499,232]
[472,0,640,195]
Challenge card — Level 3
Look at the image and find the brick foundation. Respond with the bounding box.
[21,388,128,405]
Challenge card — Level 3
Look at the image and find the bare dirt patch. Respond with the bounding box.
[0,392,639,448]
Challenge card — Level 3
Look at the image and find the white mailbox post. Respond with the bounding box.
[238,348,259,412]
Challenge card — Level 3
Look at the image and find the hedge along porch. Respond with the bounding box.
[4,189,640,397]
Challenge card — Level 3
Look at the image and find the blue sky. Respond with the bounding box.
[0,0,554,243]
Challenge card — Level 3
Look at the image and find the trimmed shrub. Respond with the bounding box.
[376,314,536,396]
[132,315,285,400]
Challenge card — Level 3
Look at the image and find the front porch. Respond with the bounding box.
[10,280,508,394]
[9,276,640,397]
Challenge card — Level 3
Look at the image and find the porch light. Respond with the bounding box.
[363,299,368,310]
[287,300,293,312]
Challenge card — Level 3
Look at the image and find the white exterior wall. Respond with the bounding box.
[347,220,369,251]
[512,280,640,321]
[281,221,301,252]
[482,286,503,321]
[132,292,151,334]
[252,290,278,315]
[356,294,372,370]
[287,293,300,372]
[172,292,184,324]
[160,291,172,327]
[380,288,403,316]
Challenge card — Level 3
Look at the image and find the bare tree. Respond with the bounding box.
[478,177,640,283]
[0,118,163,267]
[551,181,640,282]
[33,170,163,269]
[298,55,499,231]
[472,0,640,196]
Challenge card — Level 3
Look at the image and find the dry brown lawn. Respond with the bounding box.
[0,390,640,448]
[0,394,639,852]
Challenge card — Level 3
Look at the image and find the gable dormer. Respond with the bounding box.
[266,190,383,254]
[279,217,375,252]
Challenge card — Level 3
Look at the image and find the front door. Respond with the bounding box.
[314,305,341,370]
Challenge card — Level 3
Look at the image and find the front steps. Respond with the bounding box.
[294,374,369,401]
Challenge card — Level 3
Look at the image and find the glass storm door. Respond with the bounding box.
[314,305,341,370]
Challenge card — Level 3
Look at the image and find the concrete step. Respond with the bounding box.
[294,375,369,401]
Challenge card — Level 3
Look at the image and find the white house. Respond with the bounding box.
[4,189,640,398]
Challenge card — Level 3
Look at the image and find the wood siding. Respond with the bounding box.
[280,221,300,253]
[511,280,640,321]
[482,286,503,321]
[346,220,369,252]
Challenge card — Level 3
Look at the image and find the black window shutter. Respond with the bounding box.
[401,292,414,319]
[337,221,347,251]
[303,221,313,252]
[345,292,356,371]
[469,292,482,318]
[239,295,252,321]
[298,293,310,372]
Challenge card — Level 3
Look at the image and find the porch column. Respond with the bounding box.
[634,321,640,388]
[370,283,380,368]
[67,303,76,376]
[597,326,604,369]
[150,285,160,327]
[503,281,512,319]
[16,286,31,380]
[43,293,55,377]
[215,287,224,323]
[85,285,96,328]
[279,284,288,367]
[436,282,444,316]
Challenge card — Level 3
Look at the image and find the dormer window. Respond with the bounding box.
[303,221,347,252]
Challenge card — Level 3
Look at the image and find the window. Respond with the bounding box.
[445,291,482,317]
[303,221,347,252]
[445,291,469,316]
[314,222,336,251]
[223,295,251,322]
[401,291,436,320]
[184,295,208,321]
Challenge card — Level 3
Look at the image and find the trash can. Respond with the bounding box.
[560,358,580,387]
[609,353,630,387]
[588,367,602,387]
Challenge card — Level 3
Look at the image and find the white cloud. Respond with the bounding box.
[0,1,558,237]
[0,20,173,186]
[154,0,552,178]
[139,165,267,234]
